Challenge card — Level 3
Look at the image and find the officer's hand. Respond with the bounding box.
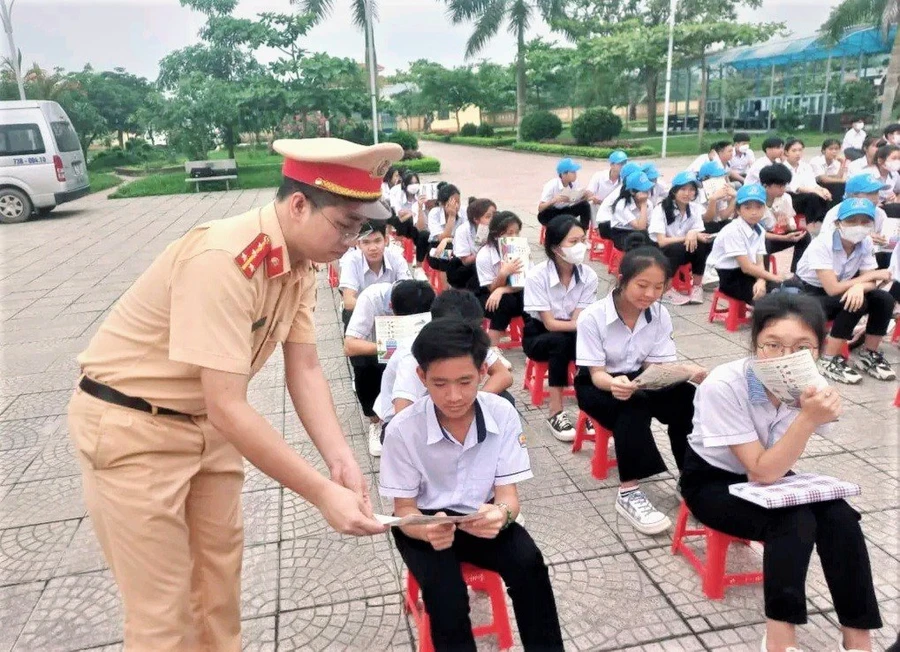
[315,481,387,536]
[329,454,372,515]
[426,512,456,551]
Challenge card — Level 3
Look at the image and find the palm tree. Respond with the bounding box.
[445,0,565,139]
[823,0,900,127]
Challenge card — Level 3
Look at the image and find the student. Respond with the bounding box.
[389,171,430,266]
[862,143,900,206]
[745,137,785,185]
[375,289,514,431]
[707,184,786,305]
[523,215,599,442]
[688,140,734,175]
[847,136,883,176]
[609,171,655,250]
[648,170,712,305]
[794,198,895,384]
[884,122,900,146]
[697,160,737,231]
[339,221,411,316]
[379,319,564,652]
[810,138,848,204]
[538,158,593,231]
[381,166,401,200]
[597,161,643,238]
[782,137,832,226]
[682,292,882,652]
[730,132,756,183]
[758,164,812,272]
[575,240,706,535]
[476,210,526,353]
[841,117,867,157]
[642,163,668,205]
[447,198,496,290]
[587,149,629,205]
[344,280,436,456]
[890,239,900,303]
[821,173,892,266]
[426,183,463,280]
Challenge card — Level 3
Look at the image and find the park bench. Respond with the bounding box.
[184,159,238,192]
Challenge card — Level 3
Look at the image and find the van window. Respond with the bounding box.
[0,123,46,157]
[51,121,82,153]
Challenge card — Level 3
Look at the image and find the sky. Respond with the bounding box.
[9,0,844,82]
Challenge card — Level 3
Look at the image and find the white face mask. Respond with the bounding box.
[559,242,587,265]
[840,224,874,244]
[886,160,900,173]
[853,122,864,131]
[737,144,750,153]
[891,134,900,145]
[406,183,421,195]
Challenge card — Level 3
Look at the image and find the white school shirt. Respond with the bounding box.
[688,358,832,475]
[707,217,767,270]
[809,155,842,179]
[379,392,533,513]
[452,220,483,259]
[338,247,410,294]
[609,198,644,230]
[648,202,705,242]
[795,229,878,288]
[427,206,458,243]
[861,165,900,202]
[344,282,393,341]
[842,128,866,152]
[744,155,778,186]
[784,160,819,192]
[523,260,598,320]
[575,292,677,374]
[730,148,755,175]
[762,194,798,232]
[596,190,619,224]
[649,181,668,207]
[847,156,870,176]
[587,170,621,203]
[890,240,900,282]
[697,187,733,222]
[381,182,394,201]
[540,177,583,208]
[475,244,503,287]
[688,153,717,174]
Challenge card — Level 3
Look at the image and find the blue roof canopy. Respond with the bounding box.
[706,25,896,70]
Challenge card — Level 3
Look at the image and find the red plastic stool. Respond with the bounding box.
[891,318,900,343]
[895,386,900,408]
[571,410,617,480]
[522,359,576,406]
[539,225,546,244]
[765,254,778,275]
[708,290,750,332]
[671,500,763,599]
[328,262,339,288]
[671,263,693,294]
[588,228,607,262]
[607,247,624,275]
[405,563,514,652]
[422,260,444,295]
[401,236,415,264]
[484,316,524,350]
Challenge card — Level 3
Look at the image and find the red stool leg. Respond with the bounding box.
[892,319,900,343]
[702,531,729,600]
[708,290,721,323]
[405,571,435,652]
[670,501,690,554]
[531,362,548,406]
[485,572,514,650]
[572,410,592,453]
[895,386,900,407]
[590,425,616,480]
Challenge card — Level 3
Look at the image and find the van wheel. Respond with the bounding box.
[0,188,32,224]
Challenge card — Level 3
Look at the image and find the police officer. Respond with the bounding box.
[66,138,402,650]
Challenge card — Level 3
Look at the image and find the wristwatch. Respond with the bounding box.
[496,502,513,530]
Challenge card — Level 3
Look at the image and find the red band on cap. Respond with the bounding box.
[282,159,381,200]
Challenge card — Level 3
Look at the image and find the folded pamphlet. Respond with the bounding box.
[632,364,696,390]
[375,513,486,527]
[499,236,530,288]
[749,350,828,406]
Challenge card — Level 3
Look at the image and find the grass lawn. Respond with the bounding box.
[109,163,283,199]
[631,131,847,157]
[88,172,122,194]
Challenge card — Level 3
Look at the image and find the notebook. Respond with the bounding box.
[728,472,861,509]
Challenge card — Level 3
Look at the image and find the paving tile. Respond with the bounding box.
[241,616,276,652]
[15,570,122,650]
[698,612,839,651]
[242,543,278,619]
[0,476,85,529]
[242,458,279,494]
[861,507,899,558]
[587,479,682,552]
[798,452,898,514]
[0,446,41,486]
[242,489,281,547]
[17,435,79,482]
[0,519,78,583]
[516,445,580,501]
[0,417,63,451]
[55,517,107,577]
[0,390,74,421]
[0,581,44,652]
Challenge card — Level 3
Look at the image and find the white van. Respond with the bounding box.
[0,100,90,224]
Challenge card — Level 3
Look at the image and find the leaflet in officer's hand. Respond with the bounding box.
[374,512,486,527]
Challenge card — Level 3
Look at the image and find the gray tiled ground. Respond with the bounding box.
[0,144,897,651]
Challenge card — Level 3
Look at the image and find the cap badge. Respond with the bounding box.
[371,158,392,179]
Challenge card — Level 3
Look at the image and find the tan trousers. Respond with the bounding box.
[67,388,244,651]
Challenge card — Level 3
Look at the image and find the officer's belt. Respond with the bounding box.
[79,376,191,418]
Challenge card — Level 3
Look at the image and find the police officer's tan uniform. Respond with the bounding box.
[67,138,403,650]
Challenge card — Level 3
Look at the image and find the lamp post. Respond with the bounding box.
[0,0,25,101]
[661,0,678,158]
[364,0,379,144]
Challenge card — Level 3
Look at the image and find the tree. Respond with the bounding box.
[444,0,566,139]
[407,60,482,132]
[823,0,900,126]
[474,61,516,115]
[71,66,153,148]
[835,78,879,117]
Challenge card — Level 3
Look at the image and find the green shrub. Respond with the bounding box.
[459,123,478,137]
[449,136,516,147]
[476,123,495,137]
[400,157,441,174]
[510,142,655,159]
[519,111,563,142]
[335,120,373,145]
[571,108,623,145]
[386,130,419,151]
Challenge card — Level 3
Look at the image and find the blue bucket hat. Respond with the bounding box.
[735,183,766,205]
[620,161,642,180]
[556,158,581,175]
[625,171,655,193]
[671,170,699,188]
[837,198,876,221]
[845,173,890,195]
[698,160,727,180]
[642,163,661,181]
[609,150,628,165]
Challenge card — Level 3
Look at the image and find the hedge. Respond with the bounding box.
[400,157,441,173]
[511,142,655,158]
[419,134,516,147]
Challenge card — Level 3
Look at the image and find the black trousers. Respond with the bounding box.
[876,251,892,269]
[477,288,524,331]
[660,241,712,276]
[717,267,777,305]
[800,283,894,340]
[446,258,479,290]
[790,191,828,224]
[681,447,882,628]
[427,242,453,272]
[350,356,384,418]
[574,372,695,482]
[538,200,591,231]
[393,520,564,652]
[765,232,811,274]
[890,280,900,302]
[386,218,431,263]
[704,218,732,234]
[597,221,612,239]
[521,320,575,387]
[819,180,846,207]
[610,227,649,251]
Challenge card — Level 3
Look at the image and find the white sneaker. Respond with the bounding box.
[760,634,804,652]
[547,411,576,442]
[702,265,719,288]
[662,288,691,306]
[818,355,863,385]
[615,488,671,535]
[368,422,383,457]
[412,268,427,281]
[495,349,513,370]
[688,285,704,305]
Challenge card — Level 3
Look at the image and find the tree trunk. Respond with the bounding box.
[225,125,236,160]
[698,56,708,150]
[118,130,124,149]
[646,73,659,134]
[515,23,526,141]
[880,27,900,127]
[455,109,461,134]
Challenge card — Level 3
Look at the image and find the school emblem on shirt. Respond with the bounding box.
[518,433,527,448]
[235,233,272,279]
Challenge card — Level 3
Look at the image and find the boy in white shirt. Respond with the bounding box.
[729,132,755,183]
[758,164,811,273]
[587,149,628,205]
[538,158,593,231]
[339,221,411,316]
[745,137,785,185]
[841,117,866,156]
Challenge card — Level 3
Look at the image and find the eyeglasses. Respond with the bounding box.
[756,342,818,356]
[321,211,366,244]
